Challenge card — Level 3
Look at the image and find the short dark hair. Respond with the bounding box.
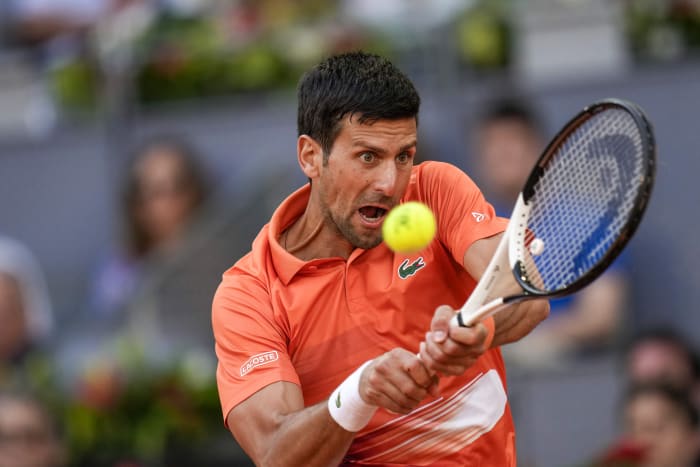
[624,382,699,429]
[477,97,544,137]
[297,51,420,156]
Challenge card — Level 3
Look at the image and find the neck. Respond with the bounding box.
[283,192,353,260]
[284,218,324,255]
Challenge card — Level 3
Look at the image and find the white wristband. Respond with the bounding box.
[328,360,377,432]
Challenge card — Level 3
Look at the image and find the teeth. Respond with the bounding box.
[359,207,386,222]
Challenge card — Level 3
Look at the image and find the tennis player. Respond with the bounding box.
[212,51,549,466]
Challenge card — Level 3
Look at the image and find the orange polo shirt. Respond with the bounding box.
[213,161,514,466]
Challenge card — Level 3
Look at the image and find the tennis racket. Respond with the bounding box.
[453,98,656,328]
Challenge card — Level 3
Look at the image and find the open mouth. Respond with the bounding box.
[358,205,388,224]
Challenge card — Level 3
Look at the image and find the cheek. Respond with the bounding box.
[659,427,695,452]
[325,169,361,202]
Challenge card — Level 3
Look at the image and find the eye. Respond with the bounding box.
[360,152,375,163]
[396,152,412,164]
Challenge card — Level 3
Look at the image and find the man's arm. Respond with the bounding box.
[228,381,353,467]
[227,349,438,467]
[419,233,550,372]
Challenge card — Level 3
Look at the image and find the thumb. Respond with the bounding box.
[430,305,455,343]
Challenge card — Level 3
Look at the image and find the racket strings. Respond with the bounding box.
[521,108,646,292]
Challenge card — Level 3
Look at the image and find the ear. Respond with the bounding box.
[297,135,322,179]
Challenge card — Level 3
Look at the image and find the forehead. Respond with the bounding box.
[627,392,683,421]
[135,147,186,179]
[337,116,417,145]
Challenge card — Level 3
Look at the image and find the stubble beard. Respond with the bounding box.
[322,204,383,250]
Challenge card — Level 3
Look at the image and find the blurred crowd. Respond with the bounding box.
[0,134,254,466]
[1,1,700,467]
[2,99,698,466]
[1,0,699,125]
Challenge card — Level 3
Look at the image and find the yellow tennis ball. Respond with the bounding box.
[382,201,437,253]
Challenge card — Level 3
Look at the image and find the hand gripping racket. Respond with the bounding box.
[453,98,656,328]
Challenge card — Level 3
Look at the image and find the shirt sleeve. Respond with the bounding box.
[212,270,300,426]
[418,161,508,264]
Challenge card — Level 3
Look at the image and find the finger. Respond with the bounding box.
[419,342,468,375]
[430,305,455,343]
[423,328,485,374]
[424,330,477,361]
[379,354,433,403]
[425,332,484,363]
[447,321,489,350]
[424,325,488,366]
[364,368,428,413]
[363,385,413,414]
[427,376,441,397]
[403,355,436,389]
[363,350,435,411]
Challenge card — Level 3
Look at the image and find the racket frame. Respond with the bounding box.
[454,98,657,327]
[516,98,656,297]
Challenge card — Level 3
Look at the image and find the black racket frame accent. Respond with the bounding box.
[510,98,657,300]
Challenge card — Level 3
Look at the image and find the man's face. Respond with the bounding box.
[134,148,198,246]
[475,119,542,202]
[314,116,417,250]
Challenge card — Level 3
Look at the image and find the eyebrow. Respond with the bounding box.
[352,140,417,154]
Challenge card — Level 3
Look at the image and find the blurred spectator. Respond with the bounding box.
[625,328,700,407]
[0,390,65,467]
[469,97,629,369]
[88,135,209,321]
[55,135,240,463]
[592,383,700,467]
[0,236,53,380]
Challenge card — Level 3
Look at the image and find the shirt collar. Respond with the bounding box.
[268,184,312,285]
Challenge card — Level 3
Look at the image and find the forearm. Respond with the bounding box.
[230,380,359,467]
[461,235,549,348]
[491,299,550,348]
[231,355,431,466]
[259,402,355,467]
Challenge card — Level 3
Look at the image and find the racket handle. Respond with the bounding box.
[454,298,508,327]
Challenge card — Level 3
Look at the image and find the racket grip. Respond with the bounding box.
[455,298,508,327]
[453,312,467,327]
[419,314,496,367]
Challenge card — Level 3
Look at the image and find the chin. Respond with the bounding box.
[354,235,382,250]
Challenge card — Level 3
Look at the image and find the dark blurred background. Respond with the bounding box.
[0,1,699,466]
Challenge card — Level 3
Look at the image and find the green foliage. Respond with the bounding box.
[48,7,395,110]
[455,1,512,70]
[60,344,222,466]
[2,343,222,466]
[50,61,99,111]
[625,0,700,61]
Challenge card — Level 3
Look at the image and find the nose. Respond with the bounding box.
[372,161,397,197]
